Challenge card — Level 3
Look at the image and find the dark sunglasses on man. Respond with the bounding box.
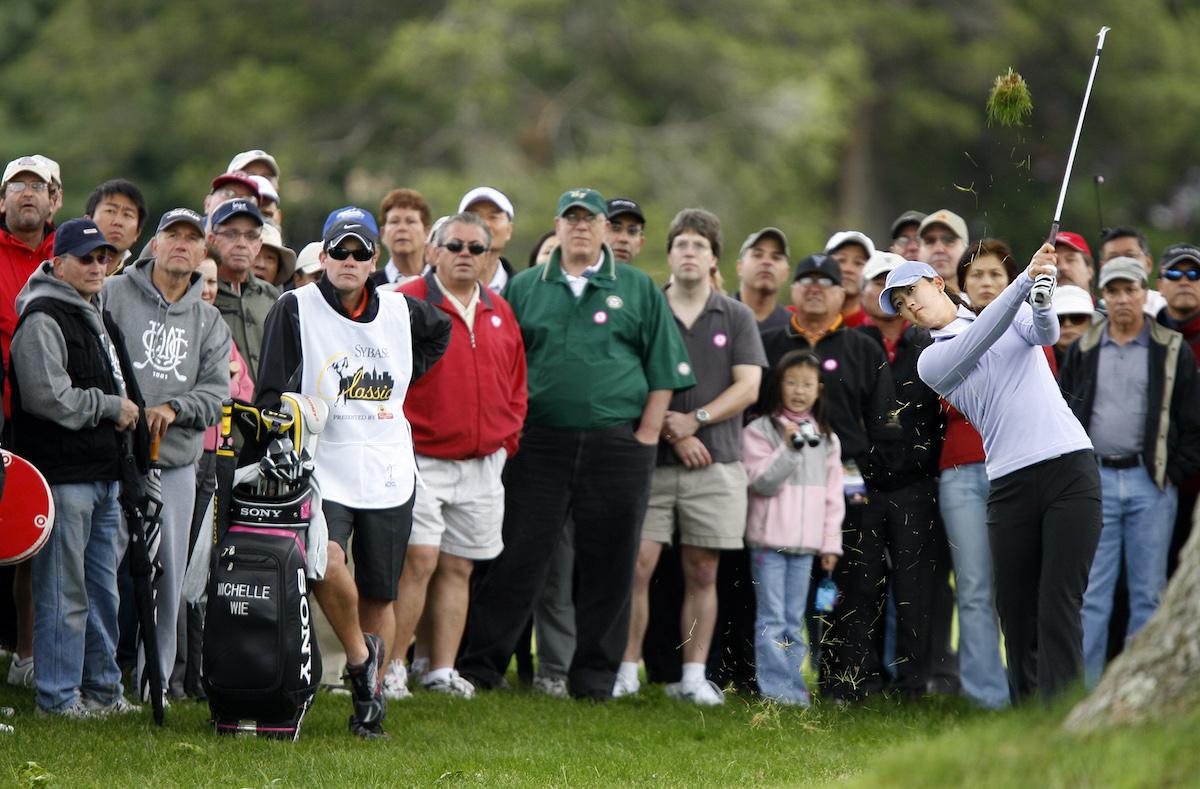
[442,239,488,256]
[1162,268,1200,282]
[327,246,374,262]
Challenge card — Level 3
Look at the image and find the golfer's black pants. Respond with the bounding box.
[987,450,1101,703]
[823,479,941,700]
[459,424,656,699]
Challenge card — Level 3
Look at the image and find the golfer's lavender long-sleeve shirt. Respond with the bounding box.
[917,272,1092,480]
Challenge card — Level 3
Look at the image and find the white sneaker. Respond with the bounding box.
[666,678,725,706]
[383,660,412,700]
[6,656,34,688]
[83,695,142,717]
[409,656,430,683]
[421,669,475,699]
[532,674,568,698]
[36,699,90,719]
[612,672,640,698]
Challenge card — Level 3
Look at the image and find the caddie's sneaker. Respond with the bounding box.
[666,678,725,706]
[612,672,640,698]
[382,660,412,701]
[6,656,34,688]
[422,669,476,699]
[532,674,568,698]
[345,633,387,739]
[409,656,430,684]
[83,695,142,717]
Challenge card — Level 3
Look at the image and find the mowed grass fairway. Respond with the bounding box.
[2,675,1198,787]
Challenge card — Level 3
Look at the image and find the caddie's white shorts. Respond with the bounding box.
[409,449,506,560]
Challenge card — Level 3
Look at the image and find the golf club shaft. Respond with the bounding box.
[1049,25,1110,242]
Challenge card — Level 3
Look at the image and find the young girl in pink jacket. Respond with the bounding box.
[742,350,843,705]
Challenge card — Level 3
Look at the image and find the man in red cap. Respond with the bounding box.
[1054,231,1096,295]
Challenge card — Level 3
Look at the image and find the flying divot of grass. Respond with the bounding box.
[986,68,1033,127]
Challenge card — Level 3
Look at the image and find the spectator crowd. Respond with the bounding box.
[1,149,1197,736]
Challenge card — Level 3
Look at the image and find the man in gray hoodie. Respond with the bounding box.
[102,208,231,702]
[9,218,145,717]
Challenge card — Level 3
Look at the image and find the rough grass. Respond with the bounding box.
[3,670,1198,788]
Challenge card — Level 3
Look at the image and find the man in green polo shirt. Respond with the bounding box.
[459,188,694,700]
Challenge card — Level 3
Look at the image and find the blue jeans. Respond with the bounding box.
[1082,465,1176,687]
[32,481,125,712]
[939,464,1009,709]
[749,548,813,705]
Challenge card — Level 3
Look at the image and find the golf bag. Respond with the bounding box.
[203,393,328,740]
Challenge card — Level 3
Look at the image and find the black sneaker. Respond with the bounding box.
[344,632,387,739]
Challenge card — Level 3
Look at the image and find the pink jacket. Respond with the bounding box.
[742,413,844,555]
[204,341,254,451]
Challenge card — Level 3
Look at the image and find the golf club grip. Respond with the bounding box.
[1048,220,1060,246]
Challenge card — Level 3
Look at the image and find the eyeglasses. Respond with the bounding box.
[1162,268,1200,281]
[75,251,110,265]
[561,212,599,226]
[1058,314,1091,326]
[921,233,958,247]
[609,222,643,237]
[796,275,836,288]
[327,246,374,262]
[5,181,49,194]
[212,228,262,243]
[442,239,488,256]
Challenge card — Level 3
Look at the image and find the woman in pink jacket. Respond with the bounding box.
[742,350,843,705]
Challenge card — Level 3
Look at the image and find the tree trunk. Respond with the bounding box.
[1064,507,1200,733]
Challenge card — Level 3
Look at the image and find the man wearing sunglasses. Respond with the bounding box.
[208,199,277,384]
[1059,256,1200,689]
[759,252,903,704]
[388,212,527,700]
[10,219,148,717]
[459,188,694,701]
[256,205,450,737]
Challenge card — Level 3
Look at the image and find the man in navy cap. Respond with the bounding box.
[9,219,148,717]
[209,198,276,382]
[256,206,450,737]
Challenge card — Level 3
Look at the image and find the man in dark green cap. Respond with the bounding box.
[460,187,695,700]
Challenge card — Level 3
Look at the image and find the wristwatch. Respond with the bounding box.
[695,408,711,425]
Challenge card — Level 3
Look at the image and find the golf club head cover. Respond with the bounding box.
[279,393,328,462]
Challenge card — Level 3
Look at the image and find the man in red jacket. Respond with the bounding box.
[389,212,527,699]
[0,154,60,686]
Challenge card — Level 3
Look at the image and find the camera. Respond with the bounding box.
[789,419,821,449]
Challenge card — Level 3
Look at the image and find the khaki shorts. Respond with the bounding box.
[409,450,506,560]
[641,461,747,549]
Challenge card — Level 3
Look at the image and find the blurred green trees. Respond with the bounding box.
[2,0,1197,282]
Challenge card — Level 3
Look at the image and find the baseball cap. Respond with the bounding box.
[459,186,515,220]
[210,198,264,227]
[824,230,877,258]
[295,242,324,276]
[1052,285,1095,317]
[792,253,842,285]
[918,209,969,246]
[1098,257,1148,289]
[323,205,380,249]
[31,155,61,187]
[260,223,297,280]
[606,198,644,223]
[1161,243,1200,270]
[155,207,205,235]
[879,260,939,315]
[1055,231,1093,258]
[53,218,117,258]
[227,149,280,178]
[211,170,261,200]
[248,175,279,205]
[739,227,790,260]
[556,188,607,218]
[861,251,906,286]
[2,155,54,186]
[890,210,926,239]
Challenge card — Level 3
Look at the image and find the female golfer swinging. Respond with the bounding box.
[879,243,1101,703]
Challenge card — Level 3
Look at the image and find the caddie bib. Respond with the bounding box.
[294,284,414,508]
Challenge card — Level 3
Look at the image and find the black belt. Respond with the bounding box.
[1098,454,1140,469]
